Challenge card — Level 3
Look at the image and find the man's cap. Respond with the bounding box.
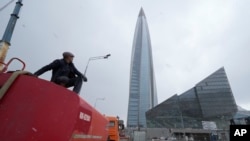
[63,52,74,58]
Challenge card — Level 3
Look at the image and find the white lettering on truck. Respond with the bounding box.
[79,112,91,122]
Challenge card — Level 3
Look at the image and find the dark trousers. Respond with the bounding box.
[55,76,83,94]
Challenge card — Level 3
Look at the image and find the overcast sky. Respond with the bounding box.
[1,0,250,124]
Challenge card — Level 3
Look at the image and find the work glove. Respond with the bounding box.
[82,75,88,82]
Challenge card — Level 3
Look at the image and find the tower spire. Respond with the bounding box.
[138,7,145,17]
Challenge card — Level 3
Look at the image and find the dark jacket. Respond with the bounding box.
[34,59,87,82]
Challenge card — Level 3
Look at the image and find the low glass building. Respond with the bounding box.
[146,67,238,129]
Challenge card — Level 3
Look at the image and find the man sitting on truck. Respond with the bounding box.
[34,52,87,94]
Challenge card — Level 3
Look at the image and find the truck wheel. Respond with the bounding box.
[107,136,110,141]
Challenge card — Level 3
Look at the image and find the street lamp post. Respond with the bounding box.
[94,97,105,108]
[83,54,111,76]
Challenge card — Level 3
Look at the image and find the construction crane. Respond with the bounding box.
[0,0,22,71]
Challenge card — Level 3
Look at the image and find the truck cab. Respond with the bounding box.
[106,116,125,141]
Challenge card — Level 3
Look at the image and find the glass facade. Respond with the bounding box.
[127,8,158,128]
[146,67,238,129]
[232,109,250,125]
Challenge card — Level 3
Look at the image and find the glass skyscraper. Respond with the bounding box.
[127,8,158,128]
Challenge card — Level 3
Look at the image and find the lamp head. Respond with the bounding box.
[104,54,111,59]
